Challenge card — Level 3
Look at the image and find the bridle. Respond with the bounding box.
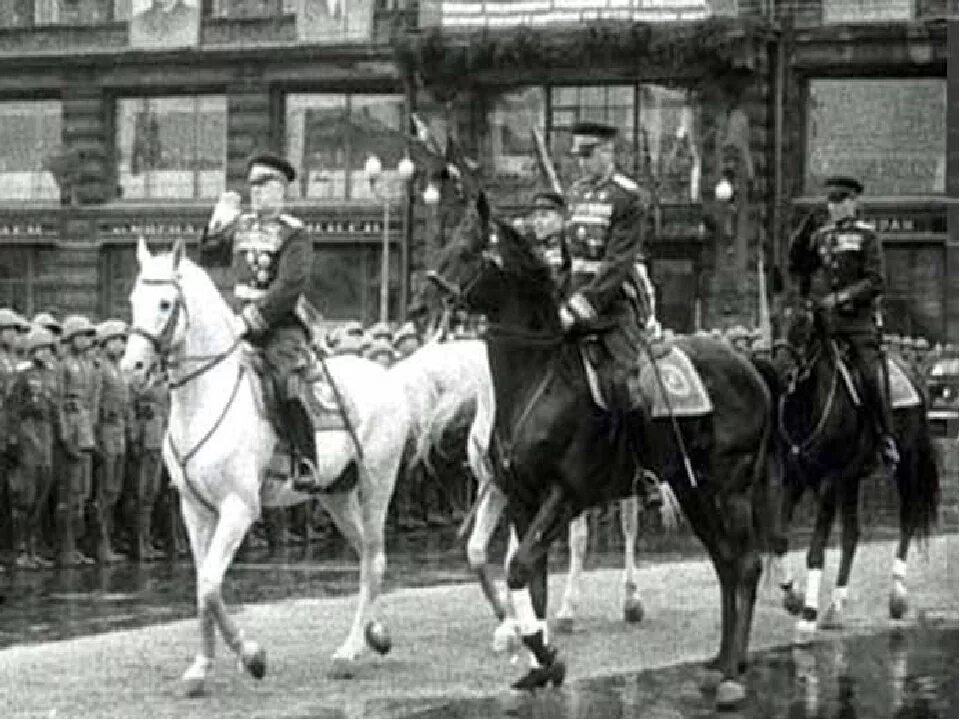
[129,275,241,390]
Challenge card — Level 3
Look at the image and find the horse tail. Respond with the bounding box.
[413,386,478,475]
[897,410,941,544]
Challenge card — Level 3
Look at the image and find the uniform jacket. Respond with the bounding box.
[0,349,18,454]
[199,211,312,339]
[8,359,59,467]
[562,171,648,327]
[131,381,169,452]
[59,353,98,452]
[98,357,133,457]
[788,216,884,334]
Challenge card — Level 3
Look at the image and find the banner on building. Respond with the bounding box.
[297,0,374,42]
[128,0,200,48]
[420,0,711,29]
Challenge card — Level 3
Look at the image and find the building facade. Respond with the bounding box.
[0,0,956,340]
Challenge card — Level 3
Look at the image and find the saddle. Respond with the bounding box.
[581,338,713,418]
[831,341,921,410]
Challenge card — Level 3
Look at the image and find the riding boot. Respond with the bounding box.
[625,410,662,511]
[856,355,900,469]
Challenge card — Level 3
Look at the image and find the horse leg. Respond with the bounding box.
[774,476,805,615]
[554,512,587,633]
[797,482,838,638]
[180,496,218,697]
[620,496,644,623]
[317,489,370,670]
[823,477,861,629]
[890,446,914,621]
[506,486,571,690]
[466,480,516,645]
[195,494,263,681]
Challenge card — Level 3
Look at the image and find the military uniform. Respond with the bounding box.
[95,335,133,563]
[0,310,22,561]
[199,153,318,486]
[6,329,59,569]
[788,178,896,463]
[129,379,168,560]
[57,316,99,566]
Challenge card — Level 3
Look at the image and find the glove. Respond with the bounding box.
[207,191,242,234]
[559,306,576,331]
[230,313,249,338]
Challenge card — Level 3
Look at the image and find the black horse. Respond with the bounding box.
[428,193,776,709]
[765,302,939,633]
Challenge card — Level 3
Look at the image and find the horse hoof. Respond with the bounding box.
[553,616,575,634]
[889,591,909,620]
[364,620,392,655]
[510,657,566,691]
[182,677,205,698]
[493,621,521,654]
[716,679,746,709]
[783,588,804,616]
[821,603,844,630]
[327,657,357,680]
[623,598,645,624]
[243,646,267,680]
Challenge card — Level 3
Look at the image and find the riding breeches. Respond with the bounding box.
[841,332,894,436]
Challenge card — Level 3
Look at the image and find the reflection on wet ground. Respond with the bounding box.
[383,623,958,719]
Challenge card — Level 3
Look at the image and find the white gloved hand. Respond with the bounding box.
[559,306,576,331]
[208,191,242,233]
[230,313,248,338]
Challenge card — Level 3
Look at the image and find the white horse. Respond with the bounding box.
[393,338,654,649]
[120,238,410,695]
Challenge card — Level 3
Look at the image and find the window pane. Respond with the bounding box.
[35,0,109,25]
[806,79,947,196]
[285,93,404,201]
[0,101,62,202]
[116,95,226,201]
[0,0,32,26]
[486,86,545,199]
[308,245,400,324]
[0,247,31,313]
[639,84,701,202]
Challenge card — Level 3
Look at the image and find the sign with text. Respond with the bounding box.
[421,0,711,29]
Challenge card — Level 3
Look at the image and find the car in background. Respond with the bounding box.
[926,356,958,438]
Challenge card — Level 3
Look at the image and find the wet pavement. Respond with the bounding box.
[376,622,959,719]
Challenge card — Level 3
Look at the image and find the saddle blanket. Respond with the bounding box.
[886,357,921,410]
[637,345,713,418]
[582,344,712,418]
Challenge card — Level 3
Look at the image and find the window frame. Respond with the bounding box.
[109,90,229,204]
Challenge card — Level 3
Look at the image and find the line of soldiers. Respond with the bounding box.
[0,309,183,571]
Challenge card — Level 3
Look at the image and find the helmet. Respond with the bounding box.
[367,322,392,342]
[365,339,395,363]
[96,319,128,343]
[914,337,930,351]
[725,325,749,341]
[25,326,56,353]
[0,308,19,329]
[341,320,364,338]
[32,312,62,335]
[61,315,97,341]
[392,321,420,346]
[13,312,30,333]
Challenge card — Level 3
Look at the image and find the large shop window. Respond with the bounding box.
[0,247,61,315]
[487,84,701,203]
[0,101,62,202]
[285,93,406,202]
[115,96,227,201]
[307,245,401,324]
[806,79,947,196]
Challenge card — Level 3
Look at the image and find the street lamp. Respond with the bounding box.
[366,153,416,323]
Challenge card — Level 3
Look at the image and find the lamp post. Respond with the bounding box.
[366,154,416,323]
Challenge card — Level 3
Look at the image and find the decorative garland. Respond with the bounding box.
[394,17,775,92]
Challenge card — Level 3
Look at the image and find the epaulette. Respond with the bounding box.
[279,213,304,229]
[611,173,640,194]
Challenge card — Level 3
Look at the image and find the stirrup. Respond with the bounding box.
[291,456,321,493]
[636,468,663,509]
[880,435,900,468]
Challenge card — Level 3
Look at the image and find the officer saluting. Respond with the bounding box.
[200,152,320,488]
[788,175,898,467]
[559,121,661,511]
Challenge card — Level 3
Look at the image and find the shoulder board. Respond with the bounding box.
[279,214,304,229]
[853,221,874,232]
[611,173,639,193]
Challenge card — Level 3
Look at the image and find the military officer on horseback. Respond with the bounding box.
[558,121,661,510]
[788,175,899,468]
[199,152,320,488]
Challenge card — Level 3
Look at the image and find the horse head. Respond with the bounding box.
[775,298,829,392]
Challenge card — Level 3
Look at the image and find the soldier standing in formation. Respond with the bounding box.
[6,327,59,570]
[788,176,899,468]
[94,320,132,563]
[560,121,661,511]
[58,315,99,567]
[128,362,169,560]
[0,310,21,560]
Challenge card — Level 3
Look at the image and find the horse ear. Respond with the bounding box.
[171,238,185,270]
[136,236,151,267]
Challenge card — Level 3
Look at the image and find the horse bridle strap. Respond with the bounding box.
[165,362,247,517]
[778,356,839,459]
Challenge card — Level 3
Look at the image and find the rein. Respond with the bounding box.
[778,340,840,459]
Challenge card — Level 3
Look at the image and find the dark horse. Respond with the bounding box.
[428,193,776,709]
[764,301,939,635]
